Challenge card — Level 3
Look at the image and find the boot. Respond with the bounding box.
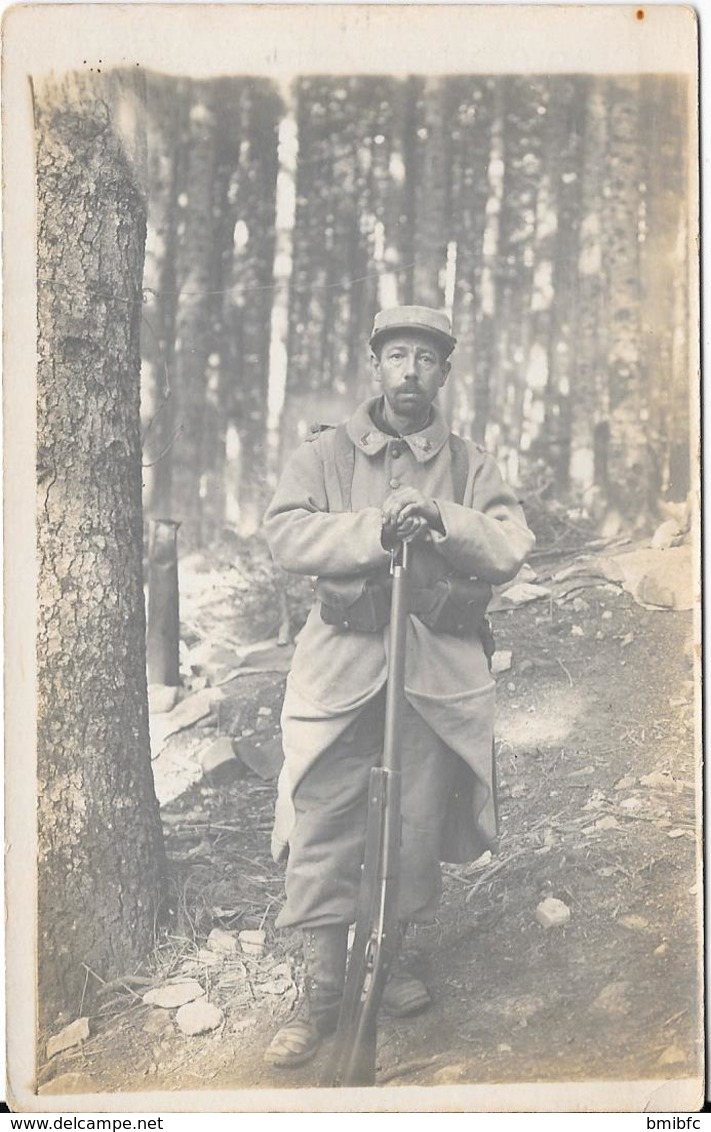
[264,925,347,1068]
[381,923,432,1018]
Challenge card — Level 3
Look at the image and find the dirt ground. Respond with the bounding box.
[37,539,702,1102]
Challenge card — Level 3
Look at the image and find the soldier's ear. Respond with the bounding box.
[439,360,451,386]
[371,351,382,381]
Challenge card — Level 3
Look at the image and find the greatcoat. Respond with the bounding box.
[264,396,535,880]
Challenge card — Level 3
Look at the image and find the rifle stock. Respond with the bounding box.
[324,541,410,1088]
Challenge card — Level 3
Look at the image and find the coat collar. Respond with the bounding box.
[346,396,450,464]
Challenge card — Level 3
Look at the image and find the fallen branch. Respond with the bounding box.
[465,849,530,903]
[95,974,155,997]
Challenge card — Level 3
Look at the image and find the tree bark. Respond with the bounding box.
[539,77,586,489]
[601,77,648,531]
[639,75,691,504]
[448,77,495,438]
[35,69,166,1029]
[140,76,187,521]
[169,83,219,544]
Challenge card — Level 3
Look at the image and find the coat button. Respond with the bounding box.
[391,445,402,458]
[389,479,400,489]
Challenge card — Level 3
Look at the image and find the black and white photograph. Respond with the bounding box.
[3,3,702,1114]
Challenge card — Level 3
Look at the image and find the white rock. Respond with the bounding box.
[512,563,538,585]
[207,928,240,955]
[594,815,621,831]
[640,771,673,790]
[269,961,293,980]
[601,610,613,621]
[651,520,683,550]
[46,1017,90,1059]
[142,981,205,1009]
[571,624,584,637]
[535,897,571,929]
[239,929,266,957]
[614,775,635,791]
[257,706,273,717]
[501,582,551,606]
[654,942,669,957]
[198,737,239,783]
[612,544,693,611]
[148,684,180,714]
[260,977,291,996]
[150,687,220,755]
[196,948,222,966]
[619,797,642,811]
[667,828,686,839]
[491,650,512,674]
[619,914,649,932]
[175,999,223,1036]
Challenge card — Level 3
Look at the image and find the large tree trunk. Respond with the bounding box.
[34,69,166,1029]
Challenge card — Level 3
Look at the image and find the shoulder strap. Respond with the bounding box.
[307,421,356,512]
[332,422,356,511]
[449,434,470,505]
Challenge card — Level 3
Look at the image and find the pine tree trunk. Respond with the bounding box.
[221,81,281,535]
[601,77,648,532]
[412,77,449,308]
[170,84,218,544]
[34,69,166,1028]
[448,77,495,438]
[540,77,586,489]
[570,80,609,508]
[640,75,691,504]
[474,84,506,448]
[140,77,186,521]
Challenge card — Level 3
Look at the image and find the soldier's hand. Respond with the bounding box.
[382,487,442,534]
[381,516,400,551]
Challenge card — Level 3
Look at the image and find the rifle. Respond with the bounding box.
[324,538,411,1088]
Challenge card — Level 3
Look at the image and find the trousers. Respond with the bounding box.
[277,686,460,929]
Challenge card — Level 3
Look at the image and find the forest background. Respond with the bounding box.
[139,71,692,547]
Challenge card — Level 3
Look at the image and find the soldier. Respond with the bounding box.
[262,305,535,1069]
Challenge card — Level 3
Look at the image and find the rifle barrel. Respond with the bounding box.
[382,540,409,774]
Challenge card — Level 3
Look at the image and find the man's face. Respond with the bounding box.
[372,332,450,421]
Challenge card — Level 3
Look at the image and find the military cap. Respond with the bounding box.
[369,305,457,356]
